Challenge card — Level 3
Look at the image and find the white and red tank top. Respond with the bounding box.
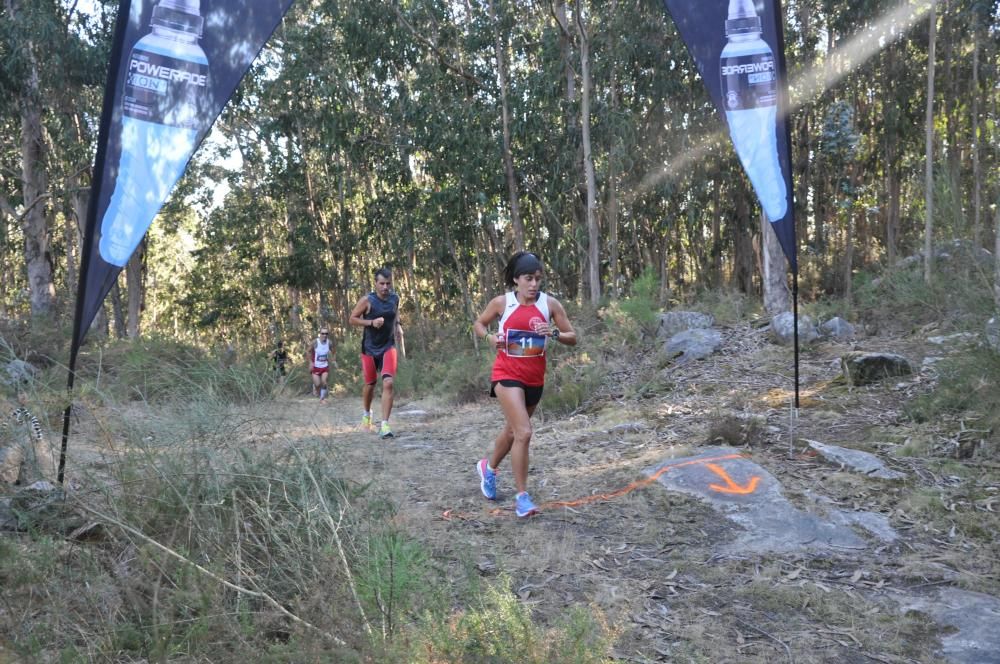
[491,291,550,387]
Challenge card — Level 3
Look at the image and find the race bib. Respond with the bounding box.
[503,329,546,357]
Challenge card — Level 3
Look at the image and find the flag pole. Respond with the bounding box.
[58,0,133,485]
[772,0,800,454]
[792,270,800,409]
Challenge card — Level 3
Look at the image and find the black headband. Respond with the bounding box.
[513,253,543,277]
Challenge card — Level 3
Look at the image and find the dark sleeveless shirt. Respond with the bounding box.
[361,291,399,356]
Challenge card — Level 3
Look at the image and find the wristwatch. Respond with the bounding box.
[551,328,560,341]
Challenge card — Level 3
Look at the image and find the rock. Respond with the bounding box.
[928,333,978,346]
[609,422,645,434]
[818,316,856,340]
[655,311,714,339]
[805,439,906,480]
[933,239,994,267]
[986,316,1000,354]
[892,587,1000,664]
[841,352,914,386]
[770,312,819,346]
[664,328,723,365]
[9,481,85,534]
[896,241,994,270]
[0,497,15,530]
[0,423,57,485]
[2,359,39,386]
[395,409,429,418]
[645,447,868,554]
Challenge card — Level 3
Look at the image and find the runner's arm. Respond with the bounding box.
[349,297,372,328]
[473,296,506,350]
[548,298,578,346]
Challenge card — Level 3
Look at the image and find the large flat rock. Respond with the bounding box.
[645,447,884,554]
[806,439,906,480]
[892,587,1000,664]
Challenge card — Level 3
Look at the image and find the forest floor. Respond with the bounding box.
[6,320,1000,663]
[250,321,1000,663]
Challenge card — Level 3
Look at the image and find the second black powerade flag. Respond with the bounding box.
[75,0,295,348]
[660,0,797,271]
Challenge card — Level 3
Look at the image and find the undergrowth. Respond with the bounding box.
[905,348,1000,447]
[1,354,619,661]
[854,252,995,333]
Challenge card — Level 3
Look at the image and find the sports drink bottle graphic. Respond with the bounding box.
[720,0,787,222]
[99,0,209,266]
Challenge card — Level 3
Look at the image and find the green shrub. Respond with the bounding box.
[691,287,757,325]
[541,351,607,416]
[413,575,614,663]
[904,348,1000,447]
[75,335,277,405]
[854,257,994,332]
[606,268,661,341]
[389,326,493,405]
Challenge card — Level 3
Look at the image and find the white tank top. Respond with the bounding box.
[498,291,549,337]
[313,339,331,369]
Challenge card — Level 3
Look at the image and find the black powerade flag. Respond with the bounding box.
[660,0,797,271]
[74,0,295,349]
[61,0,294,482]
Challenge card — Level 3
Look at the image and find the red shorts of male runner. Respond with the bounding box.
[361,348,398,385]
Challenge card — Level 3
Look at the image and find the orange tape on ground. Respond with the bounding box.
[538,453,745,510]
[440,453,747,521]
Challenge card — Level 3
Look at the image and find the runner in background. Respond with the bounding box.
[272,340,288,382]
[472,251,577,517]
[350,267,404,438]
[309,327,334,403]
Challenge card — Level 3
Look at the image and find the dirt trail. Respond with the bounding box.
[258,326,999,663]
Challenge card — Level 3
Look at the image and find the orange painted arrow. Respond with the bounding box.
[704,463,760,495]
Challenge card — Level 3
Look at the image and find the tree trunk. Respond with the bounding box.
[487,0,524,250]
[126,239,144,338]
[710,182,722,286]
[607,64,620,299]
[733,188,755,294]
[886,164,900,265]
[971,25,981,249]
[110,280,126,339]
[574,0,600,306]
[18,47,55,318]
[5,0,55,320]
[941,0,961,232]
[761,211,790,315]
[923,0,936,284]
[995,205,1000,310]
[795,112,811,250]
[0,205,8,317]
[64,168,87,301]
[91,302,108,339]
[843,188,855,305]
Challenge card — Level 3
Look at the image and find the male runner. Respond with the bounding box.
[349,268,403,438]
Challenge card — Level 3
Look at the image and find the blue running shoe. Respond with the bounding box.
[515,492,539,518]
[477,458,497,500]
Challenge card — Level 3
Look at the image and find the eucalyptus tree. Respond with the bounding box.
[924,0,936,284]
[0,0,108,319]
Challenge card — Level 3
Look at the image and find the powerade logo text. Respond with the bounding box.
[127,56,208,91]
[720,59,775,77]
[721,53,777,111]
